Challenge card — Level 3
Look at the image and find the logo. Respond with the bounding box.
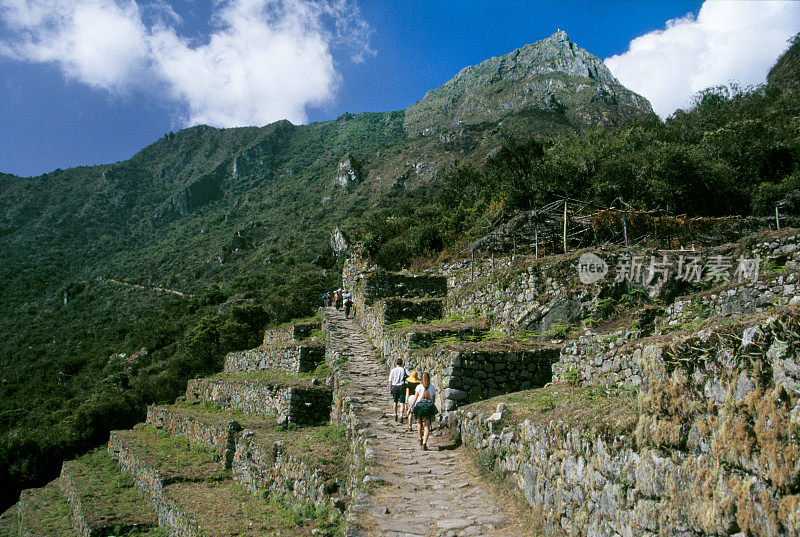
[577,252,608,284]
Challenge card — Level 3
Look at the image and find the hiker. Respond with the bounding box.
[322,291,329,307]
[411,372,437,450]
[333,290,340,310]
[344,294,353,318]
[389,358,407,422]
[336,291,344,310]
[404,370,421,431]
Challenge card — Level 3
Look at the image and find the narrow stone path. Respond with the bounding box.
[324,308,533,537]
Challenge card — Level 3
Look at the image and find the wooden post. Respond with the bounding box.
[535,227,539,259]
[563,200,568,253]
[776,205,781,230]
[622,212,628,247]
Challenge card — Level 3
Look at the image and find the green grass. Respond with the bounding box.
[463,383,639,439]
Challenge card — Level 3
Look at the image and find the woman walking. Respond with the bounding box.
[411,372,436,450]
[404,370,421,431]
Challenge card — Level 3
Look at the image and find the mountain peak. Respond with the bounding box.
[404,32,653,136]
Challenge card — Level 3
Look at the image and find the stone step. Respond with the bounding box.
[13,479,77,537]
[185,375,332,424]
[59,449,157,536]
[108,426,342,536]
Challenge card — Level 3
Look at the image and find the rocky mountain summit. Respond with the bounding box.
[405,31,654,135]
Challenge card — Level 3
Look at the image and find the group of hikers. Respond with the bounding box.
[389,359,437,450]
[323,289,354,318]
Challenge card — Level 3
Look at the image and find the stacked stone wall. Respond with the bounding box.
[224,342,325,375]
[57,464,91,537]
[262,322,320,346]
[456,306,800,537]
[232,432,335,508]
[657,272,800,331]
[185,378,332,425]
[146,406,239,467]
[107,433,200,537]
[404,347,558,411]
[435,229,800,336]
[554,329,645,388]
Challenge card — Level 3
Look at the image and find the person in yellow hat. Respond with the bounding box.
[404,370,421,431]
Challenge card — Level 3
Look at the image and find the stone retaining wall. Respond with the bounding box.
[454,305,800,537]
[656,272,800,331]
[186,378,332,425]
[144,406,340,511]
[457,411,786,536]
[357,298,444,347]
[554,330,645,389]
[263,322,320,346]
[107,433,200,537]
[146,406,239,468]
[407,346,558,411]
[224,342,325,375]
[57,465,91,537]
[232,432,336,509]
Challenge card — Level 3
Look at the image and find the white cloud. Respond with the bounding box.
[0,0,372,126]
[605,1,800,118]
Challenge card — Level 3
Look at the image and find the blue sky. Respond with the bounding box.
[1,0,798,177]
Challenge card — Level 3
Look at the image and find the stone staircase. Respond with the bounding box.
[323,307,532,537]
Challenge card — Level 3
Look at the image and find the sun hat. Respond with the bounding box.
[406,370,421,383]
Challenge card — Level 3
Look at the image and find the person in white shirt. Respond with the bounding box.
[388,358,407,422]
[411,372,437,450]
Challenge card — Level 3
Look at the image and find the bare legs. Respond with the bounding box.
[417,417,431,449]
[393,401,404,420]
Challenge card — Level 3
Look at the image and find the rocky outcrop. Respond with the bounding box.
[330,227,349,258]
[334,155,362,187]
[405,31,654,136]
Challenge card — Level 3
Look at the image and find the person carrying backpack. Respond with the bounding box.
[344,295,353,318]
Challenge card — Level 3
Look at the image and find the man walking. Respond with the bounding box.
[389,358,407,422]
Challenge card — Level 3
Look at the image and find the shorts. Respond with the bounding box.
[391,385,405,403]
[413,401,437,419]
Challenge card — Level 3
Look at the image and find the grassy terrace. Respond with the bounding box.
[114,426,228,483]
[163,480,341,537]
[122,414,346,536]
[6,480,76,537]
[64,448,158,535]
[462,382,639,440]
[213,360,333,386]
[170,402,348,476]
